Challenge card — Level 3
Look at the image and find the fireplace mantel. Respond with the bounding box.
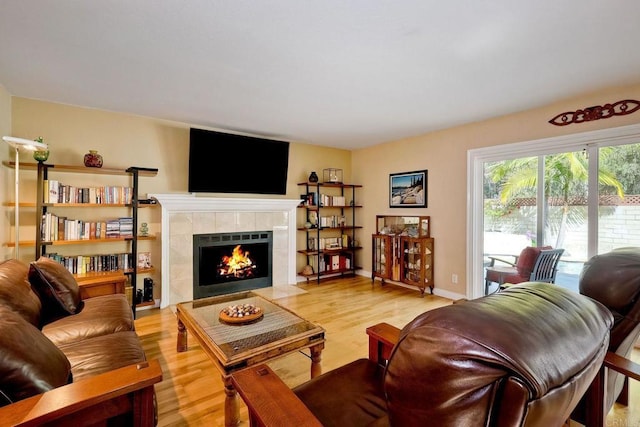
[150,193,301,213]
[150,193,300,308]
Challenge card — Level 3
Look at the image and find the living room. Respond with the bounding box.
[2,2,640,425]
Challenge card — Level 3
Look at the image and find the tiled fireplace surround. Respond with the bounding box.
[151,194,301,308]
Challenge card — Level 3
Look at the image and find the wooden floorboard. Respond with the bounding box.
[134,275,640,426]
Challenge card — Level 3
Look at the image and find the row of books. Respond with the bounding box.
[303,193,349,207]
[309,253,352,273]
[307,234,351,251]
[318,194,347,207]
[44,253,134,275]
[318,215,347,228]
[44,179,133,204]
[41,212,134,241]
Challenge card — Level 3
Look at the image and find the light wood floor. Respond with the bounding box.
[134,275,640,426]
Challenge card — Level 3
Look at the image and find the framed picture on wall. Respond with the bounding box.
[389,170,428,208]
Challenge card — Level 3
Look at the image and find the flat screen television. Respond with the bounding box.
[188,128,290,194]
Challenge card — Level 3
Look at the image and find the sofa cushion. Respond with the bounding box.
[58,331,146,382]
[0,306,71,406]
[42,294,134,347]
[28,257,84,324]
[0,259,42,326]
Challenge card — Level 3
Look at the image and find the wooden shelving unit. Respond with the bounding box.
[3,161,158,315]
[297,181,362,283]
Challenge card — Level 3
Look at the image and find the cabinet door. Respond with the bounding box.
[372,234,391,280]
[401,237,423,286]
[423,238,434,293]
[401,237,434,294]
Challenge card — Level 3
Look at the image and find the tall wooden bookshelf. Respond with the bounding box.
[3,161,158,316]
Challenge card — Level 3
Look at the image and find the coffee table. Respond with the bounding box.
[176,290,325,427]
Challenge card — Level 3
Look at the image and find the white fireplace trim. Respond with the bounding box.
[150,193,300,308]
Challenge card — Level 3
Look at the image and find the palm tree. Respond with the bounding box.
[487,150,624,248]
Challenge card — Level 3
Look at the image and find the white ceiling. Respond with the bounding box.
[1,1,640,150]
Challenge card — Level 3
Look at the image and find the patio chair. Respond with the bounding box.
[484,246,564,294]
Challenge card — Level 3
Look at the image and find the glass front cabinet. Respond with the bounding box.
[401,236,434,294]
[372,215,434,296]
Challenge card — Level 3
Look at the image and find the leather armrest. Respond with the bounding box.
[0,359,162,427]
[366,322,400,365]
[231,364,322,427]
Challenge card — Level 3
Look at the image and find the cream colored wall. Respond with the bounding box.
[7,98,351,275]
[353,83,640,297]
[0,85,12,260]
[12,98,189,194]
[11,98,351,195]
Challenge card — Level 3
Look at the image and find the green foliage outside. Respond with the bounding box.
[484,145,633,248]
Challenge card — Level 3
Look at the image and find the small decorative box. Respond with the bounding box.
[323,168,343,183]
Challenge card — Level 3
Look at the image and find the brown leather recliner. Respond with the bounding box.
[572,247,640,424]
[232,283,613,426]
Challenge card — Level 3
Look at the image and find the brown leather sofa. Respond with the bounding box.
[0,258,162,426]
[232,282,613,426]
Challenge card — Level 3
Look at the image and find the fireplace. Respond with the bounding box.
[193,231,272,298]
[149,194,301,308]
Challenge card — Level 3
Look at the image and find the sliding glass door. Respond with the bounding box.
[468,124,640,299]
[598,143,640,252]
[482,150,590,293]
[483,157,538,294]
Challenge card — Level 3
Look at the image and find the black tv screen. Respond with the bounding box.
[188,128,290,194]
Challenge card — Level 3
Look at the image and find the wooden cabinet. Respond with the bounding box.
[31,162,158,314]
[76,272,127,299]
[297,181,362,283]
[372,215,434,296]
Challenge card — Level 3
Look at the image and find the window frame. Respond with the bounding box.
[467,123,640,299]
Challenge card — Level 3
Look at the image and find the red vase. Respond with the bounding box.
[84,150,103,168]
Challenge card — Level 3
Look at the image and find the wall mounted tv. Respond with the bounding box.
[188,128,290,195]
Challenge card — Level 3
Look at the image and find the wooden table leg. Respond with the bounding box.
[310,343,324,378]
[177,316,188,352]
[223,375,240,427]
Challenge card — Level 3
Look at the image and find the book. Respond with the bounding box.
[48,180,59,204]
[106,219,120,238]
[119,217,133,237]
[58,216,66,241]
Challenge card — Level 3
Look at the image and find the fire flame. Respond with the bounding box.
[219,245,256,278]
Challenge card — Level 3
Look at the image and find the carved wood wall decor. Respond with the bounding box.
[548,99,640,126]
